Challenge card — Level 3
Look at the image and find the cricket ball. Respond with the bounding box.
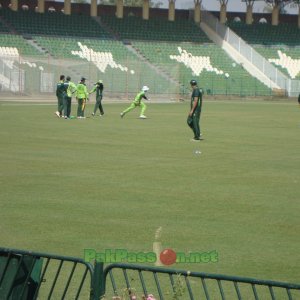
[160,248,177,265]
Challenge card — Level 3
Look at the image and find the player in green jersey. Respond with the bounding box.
[55,75,66,117]
[76,77,89,119]
[187,79,203,141]
[63,76,77,119]
[120,86,150,119]
[89,80,104,116]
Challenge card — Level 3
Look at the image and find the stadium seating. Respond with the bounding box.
[1,9,111,38]
[0,18,10,33]
[228,22,300,46]
[132,41,271,95]
[0,8,277,96]
[0,34,44,56]
[254,46,300,79]
[100,15,210,43]
[228,22,300,79]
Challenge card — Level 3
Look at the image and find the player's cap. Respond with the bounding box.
[66,76,71,81]
[142,85,149,92]
[81,77,86,82]
[190,79,197,86]
[98,80,103,84]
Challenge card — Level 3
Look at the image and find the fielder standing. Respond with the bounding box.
[55,75,66,118]
[187,79,203,141]
[76,77,89,119]
[89,80,104,116]
[63,76,77,119]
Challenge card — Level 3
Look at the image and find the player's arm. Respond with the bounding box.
[189,96,199,116]
[71,82,77,94]
[85,86,89,100]
[142,95,149,100]
[56,83,60,96]
[89,86,96,94]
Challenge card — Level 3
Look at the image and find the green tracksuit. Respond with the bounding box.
[76,82,88,117]
[122,91,148,116]
[89,82,104,115]
[63,81,77,118]
[56,80,66,116]
[187,87,202,139]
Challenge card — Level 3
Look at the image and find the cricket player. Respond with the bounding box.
[76,77,89,119]
[63,76,77,119]
[89,80,104,116]
[187,79,203,141]
[55,75,66,117]
[120,86,150,119]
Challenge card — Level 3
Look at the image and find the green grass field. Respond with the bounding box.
[0,99,299,288]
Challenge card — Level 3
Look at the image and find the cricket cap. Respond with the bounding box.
[142,85,149,92]
[190,79,197,86]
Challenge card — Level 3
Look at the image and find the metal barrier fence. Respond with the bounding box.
[0,247,99,300]
[1,248,300,299]
[103,263,300,300]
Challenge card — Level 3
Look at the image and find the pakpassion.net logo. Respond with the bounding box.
[84,248,218,265]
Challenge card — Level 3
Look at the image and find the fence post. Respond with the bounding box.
[91,262,105,300]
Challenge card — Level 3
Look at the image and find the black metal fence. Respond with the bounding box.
[1,248,300,300]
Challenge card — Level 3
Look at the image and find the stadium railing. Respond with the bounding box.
[1,247,300,299]
[200,9,300,97]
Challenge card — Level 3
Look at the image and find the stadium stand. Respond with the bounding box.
[0,8,279,96]
[0,34,44,56]
[228,22,300,46]
[254,46,300,79]
[0,9,111,38]
[0,17,10,33]
[228,21,300,80]
[100,15,211,43]
[132,41,271,95]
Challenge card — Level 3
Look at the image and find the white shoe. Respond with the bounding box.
[120,113,124,118]
[55,111,60,117]
[140,115,147,119]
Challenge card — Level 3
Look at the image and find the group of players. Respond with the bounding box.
[55,75,104,119]
[55,75,204,141]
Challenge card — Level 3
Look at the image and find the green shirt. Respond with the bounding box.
[190,87,202,113]
[76,83,88,99]
[89,83,104,98]
[56,80,66,98]
[65,81,77,98]
[133,91,147,104]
